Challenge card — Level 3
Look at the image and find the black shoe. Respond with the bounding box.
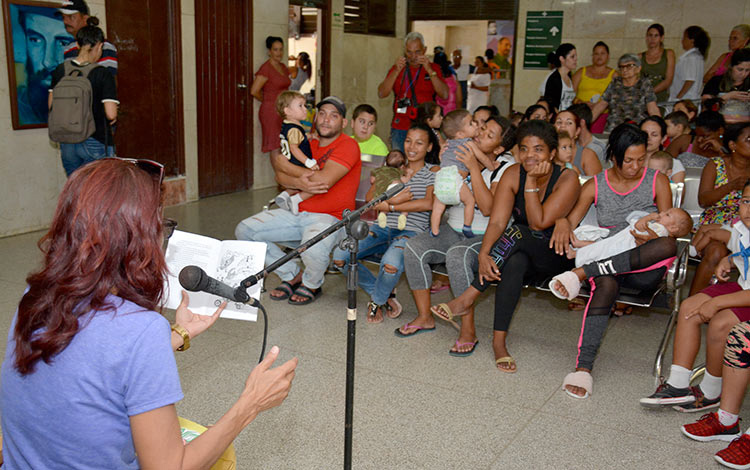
[640,382,695,407]
[673,387,721,413]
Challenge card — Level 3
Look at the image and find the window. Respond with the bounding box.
[344,0,396,36]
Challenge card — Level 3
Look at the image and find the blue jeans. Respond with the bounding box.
[235,209,342,289]
[332,225,415,305]
[390,128,408,152]
[60,138,115,176]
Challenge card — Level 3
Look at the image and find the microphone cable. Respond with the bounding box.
[256,300,268,364]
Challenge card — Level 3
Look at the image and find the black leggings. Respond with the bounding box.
[472,224,573,331]
[576,236,677,371]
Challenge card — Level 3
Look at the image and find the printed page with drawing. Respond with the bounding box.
[164,230,266,321]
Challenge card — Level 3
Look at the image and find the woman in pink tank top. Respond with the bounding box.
[703,24,750,84]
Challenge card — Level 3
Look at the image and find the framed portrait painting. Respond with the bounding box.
[2,0,76,129]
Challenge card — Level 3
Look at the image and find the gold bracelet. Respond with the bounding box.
[171,323,190,351]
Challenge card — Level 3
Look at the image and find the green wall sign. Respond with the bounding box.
[523,11,563,70]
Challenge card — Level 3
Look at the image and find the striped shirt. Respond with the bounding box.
[386,164,435,232]
[64,40,118,75]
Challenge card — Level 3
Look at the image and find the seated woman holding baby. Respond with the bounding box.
[547,123,677,399]
[396,114,516,354]
[428,120,580,371]
[332,124,437,322]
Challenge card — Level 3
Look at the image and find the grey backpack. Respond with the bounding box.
[48,61,98,143]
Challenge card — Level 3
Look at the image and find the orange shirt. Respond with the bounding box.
[299,133,361,219]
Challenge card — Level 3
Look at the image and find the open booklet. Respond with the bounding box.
[164,230,266,321]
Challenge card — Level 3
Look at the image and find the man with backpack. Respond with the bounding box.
[48,22,117,176]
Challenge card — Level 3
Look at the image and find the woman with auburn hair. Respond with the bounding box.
[0,159,297,469]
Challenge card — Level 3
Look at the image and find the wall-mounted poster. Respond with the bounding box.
[2,0,75,129]
[486,20,514,79]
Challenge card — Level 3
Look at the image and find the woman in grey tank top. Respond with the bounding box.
[550,123,675,399]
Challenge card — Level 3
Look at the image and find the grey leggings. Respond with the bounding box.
[403,223,482,296]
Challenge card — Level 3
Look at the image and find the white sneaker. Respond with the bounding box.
[275,192,292,211]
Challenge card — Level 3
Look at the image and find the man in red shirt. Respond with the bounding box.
[235,96,361,305]
[377,32,448,152]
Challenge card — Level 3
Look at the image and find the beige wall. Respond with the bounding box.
[330,0,408,146]
[0,1,108,237]
[513,0,750,111]
[413,20,487,64]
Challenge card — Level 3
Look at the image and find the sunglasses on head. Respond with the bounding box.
[103,157,165,185]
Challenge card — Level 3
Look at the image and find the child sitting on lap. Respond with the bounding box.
[550,208,692,298]
[274,90,319,214]
[430,109,492,238]
[647,151,675,182]
[555,130,579,174]
[371,150,414,230]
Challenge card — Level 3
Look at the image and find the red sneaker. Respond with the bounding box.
[716,434,750,469]
[681,412,741,442]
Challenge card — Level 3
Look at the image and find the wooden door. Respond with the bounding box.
[105,0,184,176]
[195,0,253,197]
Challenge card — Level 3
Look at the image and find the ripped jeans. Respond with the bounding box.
[332,225,416,305]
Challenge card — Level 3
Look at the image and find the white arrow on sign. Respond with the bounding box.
[542,11,548,16]
[550,26,560,36]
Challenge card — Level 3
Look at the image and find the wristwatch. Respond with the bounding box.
[390,204,395,212]
[171,323,190,351]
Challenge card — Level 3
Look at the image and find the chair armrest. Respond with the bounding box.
[666,238,690,292]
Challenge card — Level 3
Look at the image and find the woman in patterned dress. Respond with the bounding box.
[591,53,661,133]
[690,123,750,294]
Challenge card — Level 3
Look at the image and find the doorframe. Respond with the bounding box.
[166,0,185,174]
[104,0,186,175]
[245,2,254,187]
[289,0,330,98]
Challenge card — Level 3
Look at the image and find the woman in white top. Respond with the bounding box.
[543,43,577,112]
[669,26,710,102]
[467,56,491,113]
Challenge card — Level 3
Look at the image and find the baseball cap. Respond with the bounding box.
[316,96,346,117]
[59,0,89,15]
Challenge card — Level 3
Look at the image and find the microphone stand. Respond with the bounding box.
[236,183,403,470]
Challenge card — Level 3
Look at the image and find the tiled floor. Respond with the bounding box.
[1,186,746,469]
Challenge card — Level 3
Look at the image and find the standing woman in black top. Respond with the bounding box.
[49,19,117,176]
[544,43,578,112]
[430,120,580,372]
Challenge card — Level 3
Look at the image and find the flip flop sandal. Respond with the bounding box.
[366,301,384,324]
[393,323,436,338]
[384,295,403,319]
[449,339,479,357]
[288,285,322,305]
[495,356,517,373]
[568,297,586,311]
[270,280,300,301]
[430,303,454,321]
[430,282,450,294]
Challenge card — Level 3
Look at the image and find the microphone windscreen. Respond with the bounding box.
[178,266,204,292]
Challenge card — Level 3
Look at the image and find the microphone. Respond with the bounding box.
[380,182,404,201]
[178,265,252,304]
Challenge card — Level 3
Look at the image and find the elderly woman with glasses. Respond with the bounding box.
[592,53,661,133]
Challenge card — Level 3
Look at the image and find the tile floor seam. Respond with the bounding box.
[486,407,545,468]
